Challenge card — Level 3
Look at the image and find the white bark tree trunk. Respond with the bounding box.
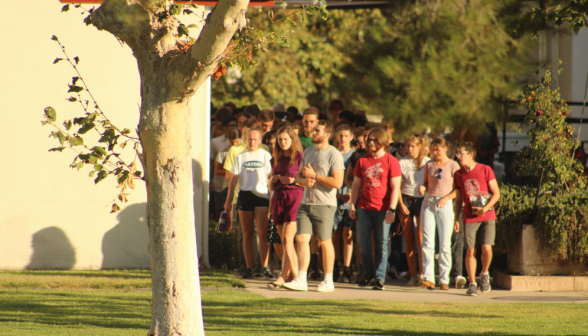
[90,0,250,334]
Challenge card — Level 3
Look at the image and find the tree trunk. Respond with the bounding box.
[140,89,204,335]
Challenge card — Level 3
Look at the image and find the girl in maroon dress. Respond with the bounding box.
[267,126,304,289]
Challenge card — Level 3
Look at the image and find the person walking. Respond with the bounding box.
[283,121,344,292]
[418,138,460,290]
[224,128,273,279]
[267,126,304,289]
[398,135,430,286]
[349,127,401,290]
[453,141,501,296]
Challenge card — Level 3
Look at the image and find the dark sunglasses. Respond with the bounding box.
[436,168,443,180]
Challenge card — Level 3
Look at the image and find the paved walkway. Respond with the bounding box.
[236,272,588,304]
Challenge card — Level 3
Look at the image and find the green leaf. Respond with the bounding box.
[77,161,85,170]
[110,203,121,214]
[68,85,84,93]
[183,9,194,15]
[169,4,182,16]
[99,128,117,144]
[187,24,198,29]
[78,122,95,134]
[122,128,132,135]
[84,15,92,26]
[44,106,57,122]
[49,147,66,152]
[51,35,59,41]
[134,171,142,177]
[68,136,84,146]
[93,164,103,171]
[72,77,80,85]
[89,171,96,177]
[573,25,581,35]
[61,4,70,12]
[92,146,107,157]
[73,117,86,125]
[118,170,130,184]
[88,155,98,164]
[53,58,63,64]
[51,131,66,146]
[94,170,108,184]
[177,24,189,37]
[64,120,72,130]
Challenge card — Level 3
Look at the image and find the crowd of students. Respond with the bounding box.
[209,100,501,296]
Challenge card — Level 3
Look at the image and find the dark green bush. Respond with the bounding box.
[208,218,238,270]
[495,184,535,253]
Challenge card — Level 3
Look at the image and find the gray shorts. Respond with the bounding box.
[464,220,495,249]
[296,204,337,241]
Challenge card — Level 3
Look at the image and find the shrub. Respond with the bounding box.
[494,184,535,253]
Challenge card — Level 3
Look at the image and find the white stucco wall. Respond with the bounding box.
[0,0,210,269]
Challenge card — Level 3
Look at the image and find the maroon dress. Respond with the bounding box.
[271,152,304,225]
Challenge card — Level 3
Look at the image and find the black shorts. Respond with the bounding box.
[237,190,269,211]
[402,195,424,217]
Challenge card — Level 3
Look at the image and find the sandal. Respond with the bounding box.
[267,282,284,290]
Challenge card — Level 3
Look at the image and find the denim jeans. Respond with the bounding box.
[421,194,454,285]
[450,212,464,279]
[356,208,391,282]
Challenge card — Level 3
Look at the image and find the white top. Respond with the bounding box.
[230,149,272,199]
[399,156,431,198]
[215,148,230,191]
[210,135,228,164]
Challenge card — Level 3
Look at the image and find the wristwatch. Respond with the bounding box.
[292,178,297,185]
[389,208,396,213]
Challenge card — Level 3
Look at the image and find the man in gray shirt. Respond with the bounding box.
[283,120,345,293]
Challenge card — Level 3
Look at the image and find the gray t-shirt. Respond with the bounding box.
[338,149,355,210]
[301,145,345,206]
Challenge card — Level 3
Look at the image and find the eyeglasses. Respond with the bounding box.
[367,138,378,143]
[436,168,443,180]
[455,151,470,156]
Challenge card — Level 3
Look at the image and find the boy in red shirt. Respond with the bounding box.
[350,128,402,290]
[453,141,501,296]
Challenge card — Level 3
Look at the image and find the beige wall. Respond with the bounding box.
[0,0,210,269]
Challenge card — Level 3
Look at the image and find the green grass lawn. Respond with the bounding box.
[0,270,586,335]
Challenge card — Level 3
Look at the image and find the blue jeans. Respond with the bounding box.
[356,208,391,281]
[421,194,454,285]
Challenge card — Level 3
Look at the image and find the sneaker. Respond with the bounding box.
[407,274,421,287]
[262,266,274,279]
[358,276,374,287]
[372,278,385,290]
[418,279,435,290]
[317,280,335,292]
[455,276,467,289]
[355,265,364,284]
[341,267,353,283]
[387,266,399,279]
[282,278,308,291]
[241,268,254,279]
[440,283,449,290]
[479,273,491,293]
[236,267,247,275]
[253,266,262,277]
[466,283,478,296]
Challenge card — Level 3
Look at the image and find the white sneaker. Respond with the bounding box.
[282,278,308,291]
[316,280,335,292]
[455,276,467,289]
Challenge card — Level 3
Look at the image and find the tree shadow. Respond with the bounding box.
[101,203,150,269]
[25,227,76,270]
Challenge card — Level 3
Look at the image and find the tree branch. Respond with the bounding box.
[91,0,152,50]
[183,0,250,93]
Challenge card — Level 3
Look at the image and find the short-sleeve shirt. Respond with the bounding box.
[354,153,401,212]
[231,149,272,199]
[301,145,345,206]
[338,149,355,210]
[271,152,304,192]
[210,135,228,164]
[299,134,314,150]
[216,148,230,190]
[399,156,431,198]
[348,149,368,169]
[425,160,460,197]
[224,142,270,203]
[454,163,497,223]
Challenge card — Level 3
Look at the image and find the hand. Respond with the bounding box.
[418,185,426,196]
[301,163,316,179]
[224,200,232,214]
[436,197,448,208]
[267,209,271,220]
[306,178,316,188]
[271,175,281,184]
[279,176,292,185]
[385,211,395,224]
[400,204,410,216]
[472,206,487,216]
[454,221,460,233]
[340,194,351,203]
[350,209,356,219]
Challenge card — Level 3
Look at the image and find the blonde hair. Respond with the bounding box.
[274,126,303,166]
[406,135,426,170]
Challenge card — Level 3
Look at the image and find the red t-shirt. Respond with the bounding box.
[454,163,497,223]
[354,153,401,212]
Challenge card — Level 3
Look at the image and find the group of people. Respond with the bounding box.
[209,100,501,296]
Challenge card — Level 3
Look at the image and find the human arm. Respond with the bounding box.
[473,179,500,216]
[345,165,355,189]
[215,162,227,176]
[296,165,316,188]
[386,176,401,224]
[453,189,462,232]
[418,171,428,195]
[224,175,239,213]
[349,177,362,220]
[437,189,457,208]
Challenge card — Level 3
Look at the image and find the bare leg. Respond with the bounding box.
[416,216,423,276]
[465,249,477,284]
[481,244,493,274]
[272,224,288,284]
[254,207,270,267]
[296,234,311,274]
[283,222,299,279]
[319,238,335,274]
[402,212,417,277]
[342,227,353,267]
[239,210,255,268]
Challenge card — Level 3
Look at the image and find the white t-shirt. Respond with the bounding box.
[399,156,431,198]
[215,148,230,191]
[210,135,229,164]
[231,149,272,199]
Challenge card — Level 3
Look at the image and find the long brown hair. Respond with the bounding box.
[406,135,426,170]
[273,126,303,166]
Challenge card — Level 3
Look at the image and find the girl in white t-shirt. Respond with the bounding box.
[225,128,272,279]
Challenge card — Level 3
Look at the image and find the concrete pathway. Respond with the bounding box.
[236,272,588,304]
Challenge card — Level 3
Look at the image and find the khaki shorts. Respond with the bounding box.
[296,205,337,241]
[464,220,495,249]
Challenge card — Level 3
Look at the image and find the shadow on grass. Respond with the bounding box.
[2,270,151,279]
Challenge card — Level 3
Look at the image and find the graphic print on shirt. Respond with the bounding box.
[464,178,481,195]
[244,161,264,172]
[365,163,384,187]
